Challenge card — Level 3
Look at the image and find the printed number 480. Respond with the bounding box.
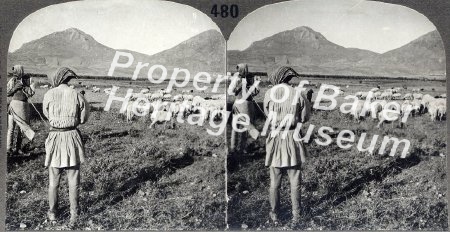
[211,4,238,18]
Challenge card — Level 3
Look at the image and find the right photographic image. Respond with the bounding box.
[226,0,447,230]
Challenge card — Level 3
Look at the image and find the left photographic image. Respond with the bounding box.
[6,0,226,230]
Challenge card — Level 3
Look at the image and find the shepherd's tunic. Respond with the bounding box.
[263,83,311,167]
[43,84,90,168]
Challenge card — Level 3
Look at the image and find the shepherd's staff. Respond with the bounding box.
[251,97,267,118]
[28,98,48,127]
[22,77,49,127]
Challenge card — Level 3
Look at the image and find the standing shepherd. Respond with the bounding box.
[43,67,90,227]
[6,65,35,155]
[230,63,260,155]
[263,66,311,226]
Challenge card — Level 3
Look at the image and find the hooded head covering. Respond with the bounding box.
[12,65,24,79]
[236,63,256,87]
[50,67,77,87]
[268,66,299,85]
[236,63,249,78]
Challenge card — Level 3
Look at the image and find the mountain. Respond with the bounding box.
[142,29,225,75]
[9,27,445,79]
[228,26,445,78]
[357,30,445,77]
[228,26,379,74]
[8,28,225,77]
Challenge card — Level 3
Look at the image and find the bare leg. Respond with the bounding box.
[48,167,62,220]
[67,166,80,223]
[287,166,302,223]
[269,167,282,222]
[6,114,16,152]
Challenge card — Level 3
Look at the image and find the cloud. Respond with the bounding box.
[382,26,391,31]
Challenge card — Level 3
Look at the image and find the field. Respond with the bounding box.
[6,79,227,230]
[227,77,448,230]
[6,76,448,230]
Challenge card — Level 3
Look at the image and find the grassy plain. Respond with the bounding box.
[6,76,448,230]
[227,77,448,230]
[6,79,227,230]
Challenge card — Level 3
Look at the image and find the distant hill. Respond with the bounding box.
[356,30,445,77]
[8,27,445,79]
[228,26,445,78]
[8,28,225,77]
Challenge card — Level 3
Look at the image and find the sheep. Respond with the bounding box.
[427,99,445,121]
[410,99,424,116]
[373,91,382,99]
[173,94,183,101]
[190,105,210,121]
[125,99,157,122]
[192,96,206,106]
[140,88,150,94]
[377,107,402,128]
[150,92,163,101]
[401,101,414,117]
[190,99,225,121]
[162,94,172,101]
[421,94,436,113]
[178,100,195,118]
[437,105,447,121]
[160,89,170,94]
[210,94,226,100]
[205,101,225,121]
[380,92,393,100]
[360,92,369,100]
[392,93,402,100]
[104,88,112,95]
[183,94,194,101]
[403,93,413,100]
[348,100,370,121]
[370,87,380,92]
[368,100,387,119]
[92,87,100,93]
[429,104,439,121]
[412,93,423,100]
[209,108,225,121]
[169,102,182,117]
[392,87,402,93]
[149,110,173,128]
[355,92,363,98]
[130,92,147,101]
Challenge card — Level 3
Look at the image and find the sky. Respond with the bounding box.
[227,0,437,53]
[9,0,220,55]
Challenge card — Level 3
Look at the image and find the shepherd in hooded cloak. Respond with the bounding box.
[6,65,35,155]
[230,63,260,154]
[263,66,311,225]
[43,67,90,227]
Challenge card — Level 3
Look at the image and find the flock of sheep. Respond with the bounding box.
[118,88,226,128]
[39,83,446,129]
[341,86,447,128]
[355,87,446,101]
